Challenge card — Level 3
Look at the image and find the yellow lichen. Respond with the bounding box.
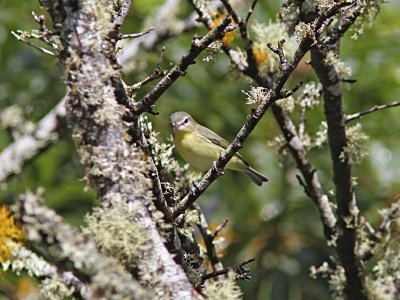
[0,205,25,263]
[252,46,269,70]
[210,13,237,45]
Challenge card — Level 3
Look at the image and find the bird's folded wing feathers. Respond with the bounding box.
[198,124,250,166]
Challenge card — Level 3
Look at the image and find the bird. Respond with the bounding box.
[170,111,268,186]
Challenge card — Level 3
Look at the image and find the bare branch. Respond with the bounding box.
[11,31,58,56]
[245,0,259,24]
[272,105,337,239]
[346,100,400,123]
[120,27,154,40]
[211,218,229,240]
[267,39,289,70]
[194,204,224,273]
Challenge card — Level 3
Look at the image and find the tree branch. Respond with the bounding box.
[345,100,400,123]
[133,16,235,114]
[11,30,58,56]
[202,258,255,282]
[39,0,200,297]
[311,48,367,300]
[194,204,224,272]
[271,104,337,239]
[0,98,66,182]
[13,191,147,298]
[112,0,133,28]
[120,27,154,40]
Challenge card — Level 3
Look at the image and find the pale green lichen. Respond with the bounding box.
[182,252,203,287]
[351,0,384,39]
[204,271,243,300]
[252,21,297,73]
[242,86,269,105]
[294,22,316,43]
[364,201,400,299]
[340,123,369,164]
[310,263,345,300]
[276,96,295,113]
[324,51,352,79]
[204,41,223,62]
[2,246,54,277]
[316,0,336,14]
[83,207,149,267]
[2,246,80,299]
[299,82,322,109]
[14,190,148,299]
[0,105,35,136]
[267,134,288,159]
[279,2,300,33]
[40,277,75,300]
[310,121,328,149]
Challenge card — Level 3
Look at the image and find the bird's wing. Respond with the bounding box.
[198,124,250,166]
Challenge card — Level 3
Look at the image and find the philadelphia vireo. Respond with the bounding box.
[170,112,268,186]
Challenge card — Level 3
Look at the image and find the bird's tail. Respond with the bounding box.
[244,167,269,186]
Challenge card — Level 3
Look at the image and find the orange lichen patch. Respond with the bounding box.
[0,205,25,263]
[210,13,237,45]
[17,277,39,299]
[252,46,269,69]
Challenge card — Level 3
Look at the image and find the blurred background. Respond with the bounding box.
[1,0,399,299]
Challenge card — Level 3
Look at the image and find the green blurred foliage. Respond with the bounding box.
[1,0,399,299]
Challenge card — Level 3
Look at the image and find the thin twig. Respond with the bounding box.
[126,48,170,96]
[282,81,304,98]
[359,201,400,261]
[267,39,288,70]
[211,218,229,240]
[194,204,224,272]
[31,11,59,48]
[220,0,259,77]
[298,105,307,139]
[202,258,255,282]
[245,0,259,24]
[120,27,154,39]
[11,31,57,56]
[345,101,400,123]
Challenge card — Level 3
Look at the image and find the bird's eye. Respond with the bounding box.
[183,118,189,124]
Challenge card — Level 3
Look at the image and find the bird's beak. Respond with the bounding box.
[170,122,177,128]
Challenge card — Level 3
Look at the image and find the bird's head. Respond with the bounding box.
[170,111,197,133]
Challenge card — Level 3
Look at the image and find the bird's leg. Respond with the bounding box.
[212,161,224,176]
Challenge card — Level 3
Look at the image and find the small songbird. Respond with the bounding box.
[170,112,268,186]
